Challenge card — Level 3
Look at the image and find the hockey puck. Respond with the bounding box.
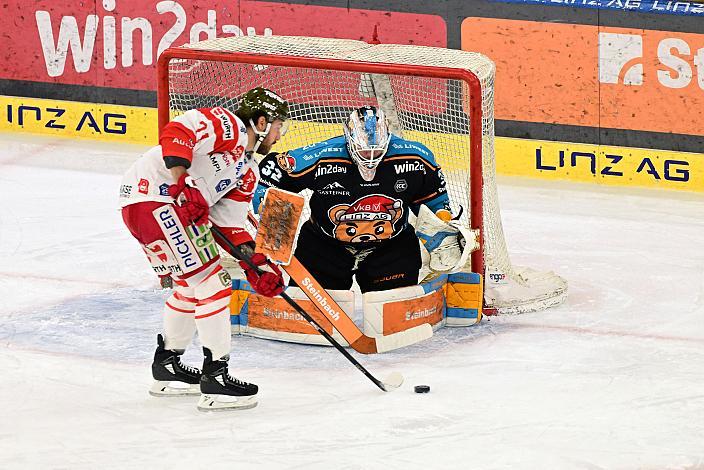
[414,385,430,393]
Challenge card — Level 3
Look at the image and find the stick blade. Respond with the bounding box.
[380,371,404,391]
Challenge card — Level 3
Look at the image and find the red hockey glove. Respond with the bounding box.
[168,174,209,226]
[239,253,285,297]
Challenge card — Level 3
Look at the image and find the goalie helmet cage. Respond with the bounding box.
[156,35,567,314]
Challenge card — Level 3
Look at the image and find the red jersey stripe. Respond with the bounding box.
[195,303,229,319]
[165,301,196,314]
[196,287,232,306]
[173,291,196,303]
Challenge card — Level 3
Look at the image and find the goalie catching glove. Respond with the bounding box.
[239,253,285,297]
[415,204,479,275]
[168,173,209,226]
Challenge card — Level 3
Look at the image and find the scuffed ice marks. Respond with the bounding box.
[0,288,166,362]
[0,285,485,369]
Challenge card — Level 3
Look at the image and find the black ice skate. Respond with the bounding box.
[149,334,201,397]
[197,347,258,411]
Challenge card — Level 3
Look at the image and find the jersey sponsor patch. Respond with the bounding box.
[159,183,170,197]
[152,205,202,273]
[299,145,346,161]
[171,137,194,149]
[211,107,236,141]
[236,168,257,193]
[231,145,245,160]
[320,181,350,196]
[390,141,431,157]
[215,179,231,193]
[394,179,408,192]
[218,270,232,287]
[143,239,182,276]
[119,184,132,198]
[138,178,150,194]
[186,224,218,264]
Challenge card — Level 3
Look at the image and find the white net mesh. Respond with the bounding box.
[162,35,567,314]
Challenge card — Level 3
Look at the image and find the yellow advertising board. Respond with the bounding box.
[0,95,157,145]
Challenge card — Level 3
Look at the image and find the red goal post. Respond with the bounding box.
[156,35,567,314]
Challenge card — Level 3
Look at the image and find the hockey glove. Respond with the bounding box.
[239,253,285,297]
[168,174,209,226]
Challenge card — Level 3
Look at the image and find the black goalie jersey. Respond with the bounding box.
[252,135,450,246]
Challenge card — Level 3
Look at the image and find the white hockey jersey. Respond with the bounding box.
[119,107,258,234]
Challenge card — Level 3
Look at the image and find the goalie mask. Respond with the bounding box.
[344,106,390,181]
[237,87,290,154]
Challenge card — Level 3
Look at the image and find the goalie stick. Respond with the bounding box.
[246,189,433,354]
[210,224,403,392]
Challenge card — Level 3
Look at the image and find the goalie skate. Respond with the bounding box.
[197,347,259,412]
[149,334,201,397]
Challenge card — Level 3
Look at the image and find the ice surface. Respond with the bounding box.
[1,134,703,470]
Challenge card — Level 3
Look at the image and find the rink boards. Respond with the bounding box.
[1,94,702,193]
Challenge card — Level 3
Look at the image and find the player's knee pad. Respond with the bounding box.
[162,285,198,350]
[193,264,233,319]
[189,264,232,359]
[164,285,197,314]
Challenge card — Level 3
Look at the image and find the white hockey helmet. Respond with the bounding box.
[343,106,390,181]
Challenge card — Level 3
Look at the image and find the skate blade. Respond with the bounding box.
[197,393,258,412]
[149,380,201,397]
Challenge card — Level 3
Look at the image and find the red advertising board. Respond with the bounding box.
[2,1,445,91]
[461,17,704,136]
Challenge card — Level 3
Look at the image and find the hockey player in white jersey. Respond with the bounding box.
[119,87,289,411]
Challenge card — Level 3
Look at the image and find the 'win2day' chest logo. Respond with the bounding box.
[315,163,347,177]
[393,160,426,175]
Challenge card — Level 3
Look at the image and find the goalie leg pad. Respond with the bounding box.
[445,272,483,326]
[235,284,354,346]
[363,282,445,338]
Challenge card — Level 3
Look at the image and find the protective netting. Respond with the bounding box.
[161,35,567,313]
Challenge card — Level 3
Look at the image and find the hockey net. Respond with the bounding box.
[157,35,567,314]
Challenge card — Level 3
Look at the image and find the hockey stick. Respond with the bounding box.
[210,224,403,392]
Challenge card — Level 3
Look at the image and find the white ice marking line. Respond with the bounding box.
[0,272,133,288]
[508,323,704,345]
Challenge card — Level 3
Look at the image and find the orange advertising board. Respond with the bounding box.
[382,290,444,335]
[247,295,334,335]
[461,18,704,136]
